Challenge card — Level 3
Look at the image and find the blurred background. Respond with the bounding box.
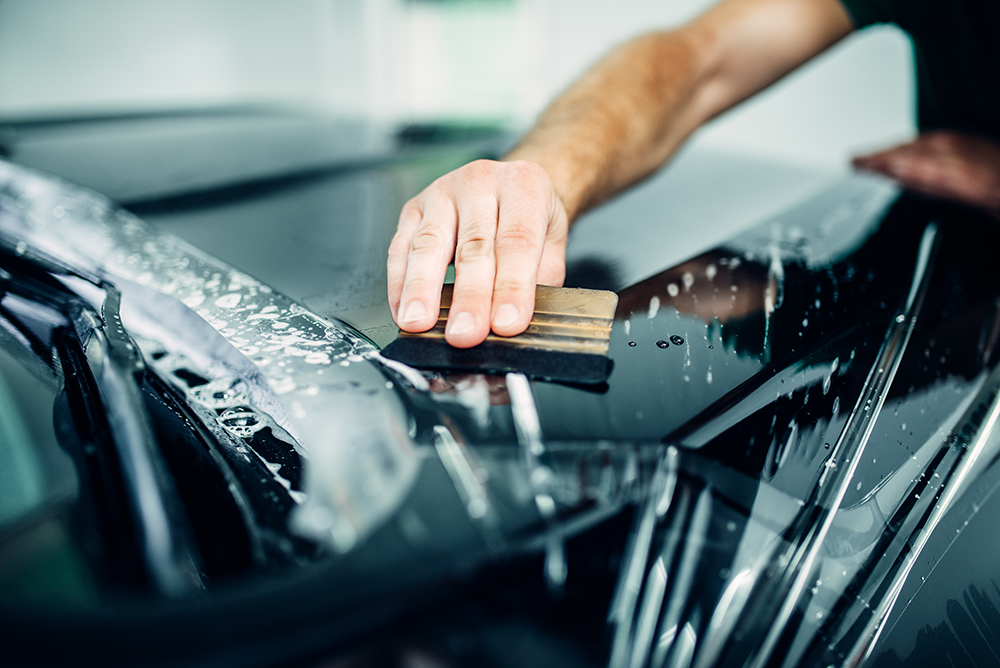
[0,0,914,168]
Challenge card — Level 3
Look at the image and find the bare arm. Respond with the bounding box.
[388,0,854,348]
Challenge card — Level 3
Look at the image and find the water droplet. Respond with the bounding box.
[467,499,488,519]
[304,351,331,365]
[218,406,265,439]
[628,341,637,347]
[215,293,241,309]
[706,370,713,383]
[183,292,206,308]
[669,335,685,346]
[656,340,669,349]
[682,272,695,291]
[667,283,680,297]
[14,241,27,255]
[648,296,660,319]
[705,264,717,280]
[270,376,296,394]
[190,378,247,409]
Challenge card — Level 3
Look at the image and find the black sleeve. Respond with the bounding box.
[837,0,895,28]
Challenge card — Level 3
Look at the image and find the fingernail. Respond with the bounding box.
[401,301,426,325]
[447,311,475,337]
[493,303,520,330]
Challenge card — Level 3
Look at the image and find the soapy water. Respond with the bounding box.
[0,165,374,405]
[190,377,250,410]
[0,161,419,555]
[218,406,266,439]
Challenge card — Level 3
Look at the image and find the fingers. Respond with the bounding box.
[852,139,919,175]
[853,138,947,199]
[392,190,457,333]
[387,159,570,349]
[446,186,501,347]
[486,163,568,336]
[852,132,1000,208]
[537,241,568,287]
[387,200,422,321]
[854,132,973,182]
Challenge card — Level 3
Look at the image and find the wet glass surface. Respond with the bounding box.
[4,147,1000,668]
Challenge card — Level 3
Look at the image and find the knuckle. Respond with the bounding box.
[396,199,423,226]
[457,159,500,188]
[400,197,422,215]
[505,160,546,183]
[493,275,532,297]
[410,223,451,253]
[466,158,497,175]
[497,223,541,250]
[388,232,411,258]
[455,234,495,265]
[546,222,568,243]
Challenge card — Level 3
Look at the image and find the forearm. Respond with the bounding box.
[389,0,854,348]
[505,30,710,222]
[504,0,854,223]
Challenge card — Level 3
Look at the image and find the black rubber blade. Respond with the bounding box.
[381,337,614,385]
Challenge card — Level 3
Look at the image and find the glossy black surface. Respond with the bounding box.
[4,113,1000,668]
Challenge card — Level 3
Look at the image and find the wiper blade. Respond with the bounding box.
[0,239,203,596]
[67,286,203,597]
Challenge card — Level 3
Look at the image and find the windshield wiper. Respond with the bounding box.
[67,288,203,597]
[0,240,203,596]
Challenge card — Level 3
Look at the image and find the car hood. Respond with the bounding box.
[3,134,1000,668]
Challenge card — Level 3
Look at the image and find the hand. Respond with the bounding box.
[853,131,1000,216]
[387,160,569,348]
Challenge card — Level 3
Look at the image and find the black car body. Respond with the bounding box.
[2,110,1000,668]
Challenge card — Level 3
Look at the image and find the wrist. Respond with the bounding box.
[501,151,585,223]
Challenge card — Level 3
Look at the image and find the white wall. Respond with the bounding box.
[0,0,915,167]
[536,0,916,167]
[0,0,339,111]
